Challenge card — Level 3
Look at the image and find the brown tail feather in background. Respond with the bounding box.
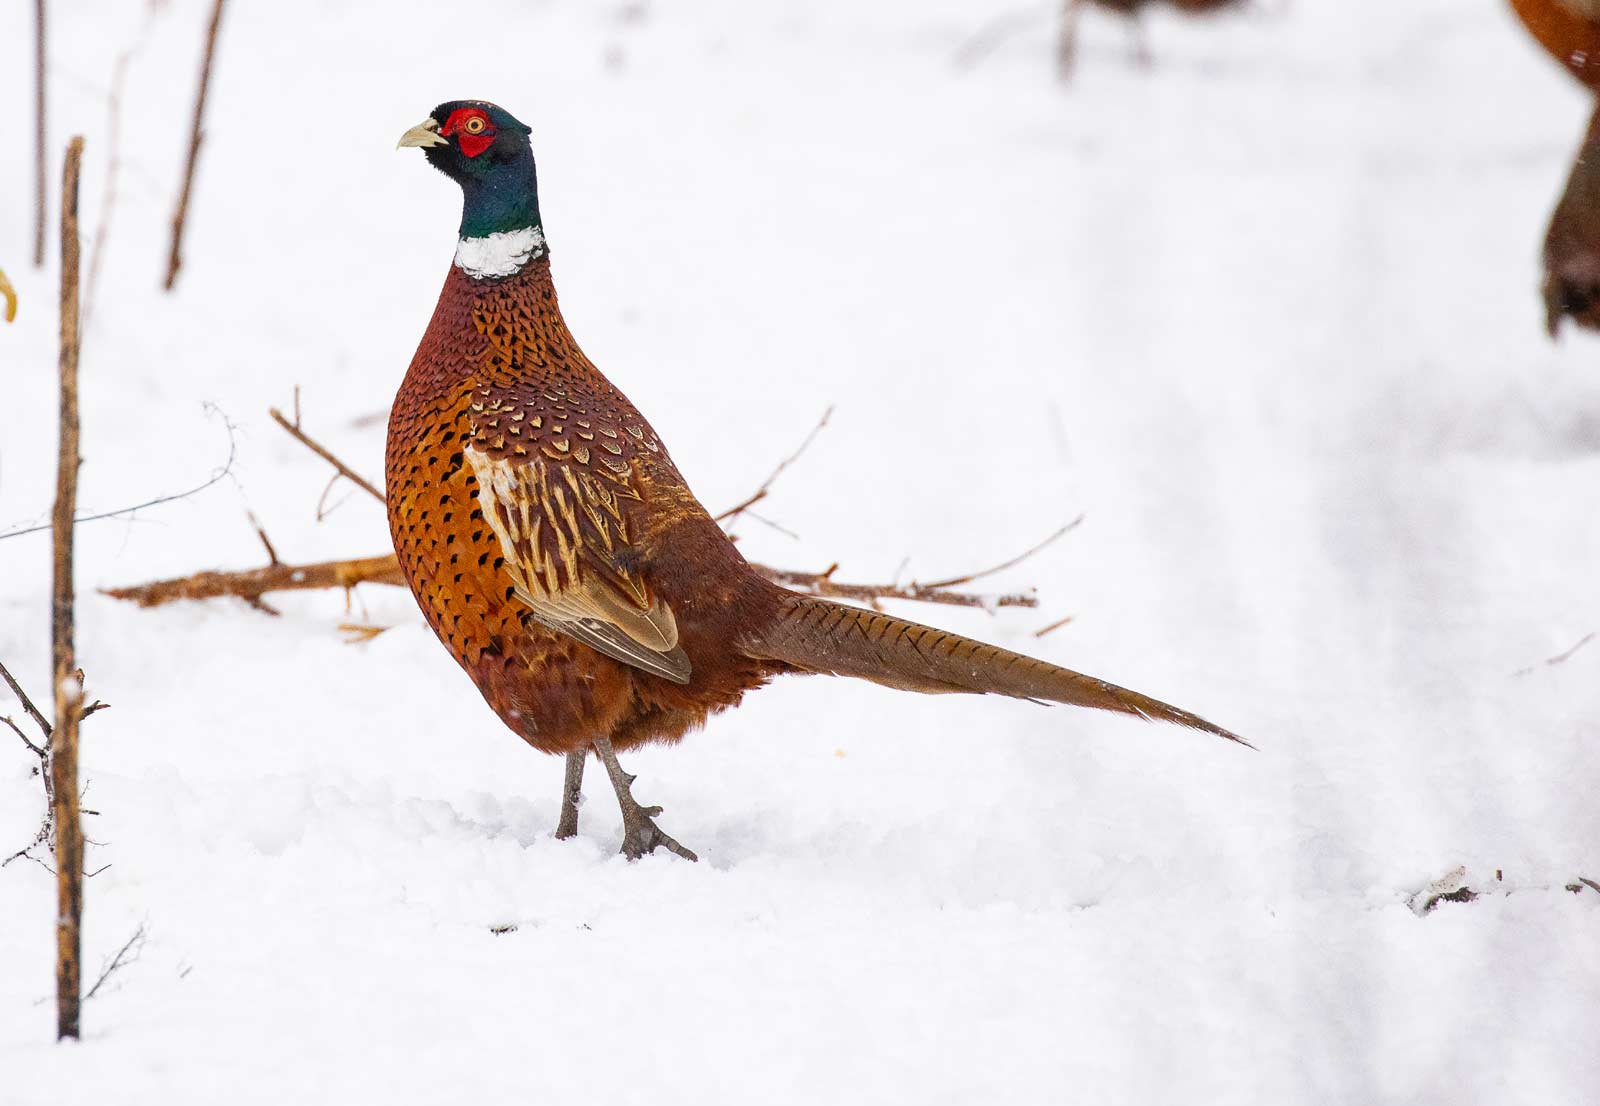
[744,592,1251,747]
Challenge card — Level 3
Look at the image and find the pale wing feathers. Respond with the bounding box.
[467,445,692,684]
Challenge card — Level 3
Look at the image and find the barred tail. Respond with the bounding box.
[744,593,1248,747]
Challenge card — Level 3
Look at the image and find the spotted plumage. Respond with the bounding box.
[390,100,1243,860]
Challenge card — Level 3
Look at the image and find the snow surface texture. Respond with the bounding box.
[3,1,1599,1102]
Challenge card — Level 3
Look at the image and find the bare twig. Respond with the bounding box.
[4,716,46,759]
[755,564,1038,610]
[269,406,385,504]
[248,512,281,565]
[0,404,237,541]
[1,659,55,741]
[714,405,833,526]
[4,823,55,871]
[33,0,47,267]
[85,8,160,328]
[84,924,147,1001]
[1033,613,1075,639]
[162,0,227,291]
[53,135,87,1041]
[917,515,1084,590]
[1512,630,1596,677]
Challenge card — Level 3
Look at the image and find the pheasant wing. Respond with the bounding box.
[466,444,691,684]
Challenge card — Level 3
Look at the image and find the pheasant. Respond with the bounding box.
[1057,0,1247,79]
[390,101,1245,862]
[1542,104,1600,335]
[1509,0,1600,334]
[1510,0,1600,89]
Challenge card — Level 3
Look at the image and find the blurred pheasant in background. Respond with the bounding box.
[1058,0,1248,79]
[390,101,1245,862]
[1509,0,1600,335]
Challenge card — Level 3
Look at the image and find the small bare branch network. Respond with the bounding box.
[0,403,238,542]
[105,399,1082,622]
[84,923,148,1002]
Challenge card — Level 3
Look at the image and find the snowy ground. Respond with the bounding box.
[3,0,1599,1101]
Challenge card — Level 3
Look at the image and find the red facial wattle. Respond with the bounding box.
[440,107,496,158]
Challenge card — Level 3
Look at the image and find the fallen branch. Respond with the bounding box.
[106,399,1060,615]
[104,554,405,608]
[162,0,227,291]
[105,550,1039,612]
[756,563,1037,610]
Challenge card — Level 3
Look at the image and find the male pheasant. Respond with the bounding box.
[390,101,1244,862]
[1509,0,1600,334]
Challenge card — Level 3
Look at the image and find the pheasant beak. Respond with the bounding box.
[396,118,449,150]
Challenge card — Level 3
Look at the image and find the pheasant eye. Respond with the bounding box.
[464,116,487,135]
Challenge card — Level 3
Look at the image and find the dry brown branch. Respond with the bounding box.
[1033,613,1075,639]
[714,405,833,526]
[53,134,86,1041]
[755,564,1038,610]
[104,554,406,608]
[249,512,281,565]
[33,0,47,267]
[3,716,46,759]
[107,397,1063,614]
[1,659,55,742]
[269,406,385,503]
[162,0,227,291]
[105,550,1040,612]
[84,924,147,1002]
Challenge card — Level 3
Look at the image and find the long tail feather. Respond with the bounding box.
[744,592,1249,747]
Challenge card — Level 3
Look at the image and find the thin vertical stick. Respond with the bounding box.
[163,0,227,292]
[33,0,47,267]
[52,135,85,1042]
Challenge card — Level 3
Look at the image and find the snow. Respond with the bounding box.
[3,0,1599,1101]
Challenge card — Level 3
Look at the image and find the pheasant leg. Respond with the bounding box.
[1057,0,1087,80]
[591,736,697,862]
[554,749,585,840]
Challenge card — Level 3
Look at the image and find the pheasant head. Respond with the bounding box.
[397,101,545,276]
